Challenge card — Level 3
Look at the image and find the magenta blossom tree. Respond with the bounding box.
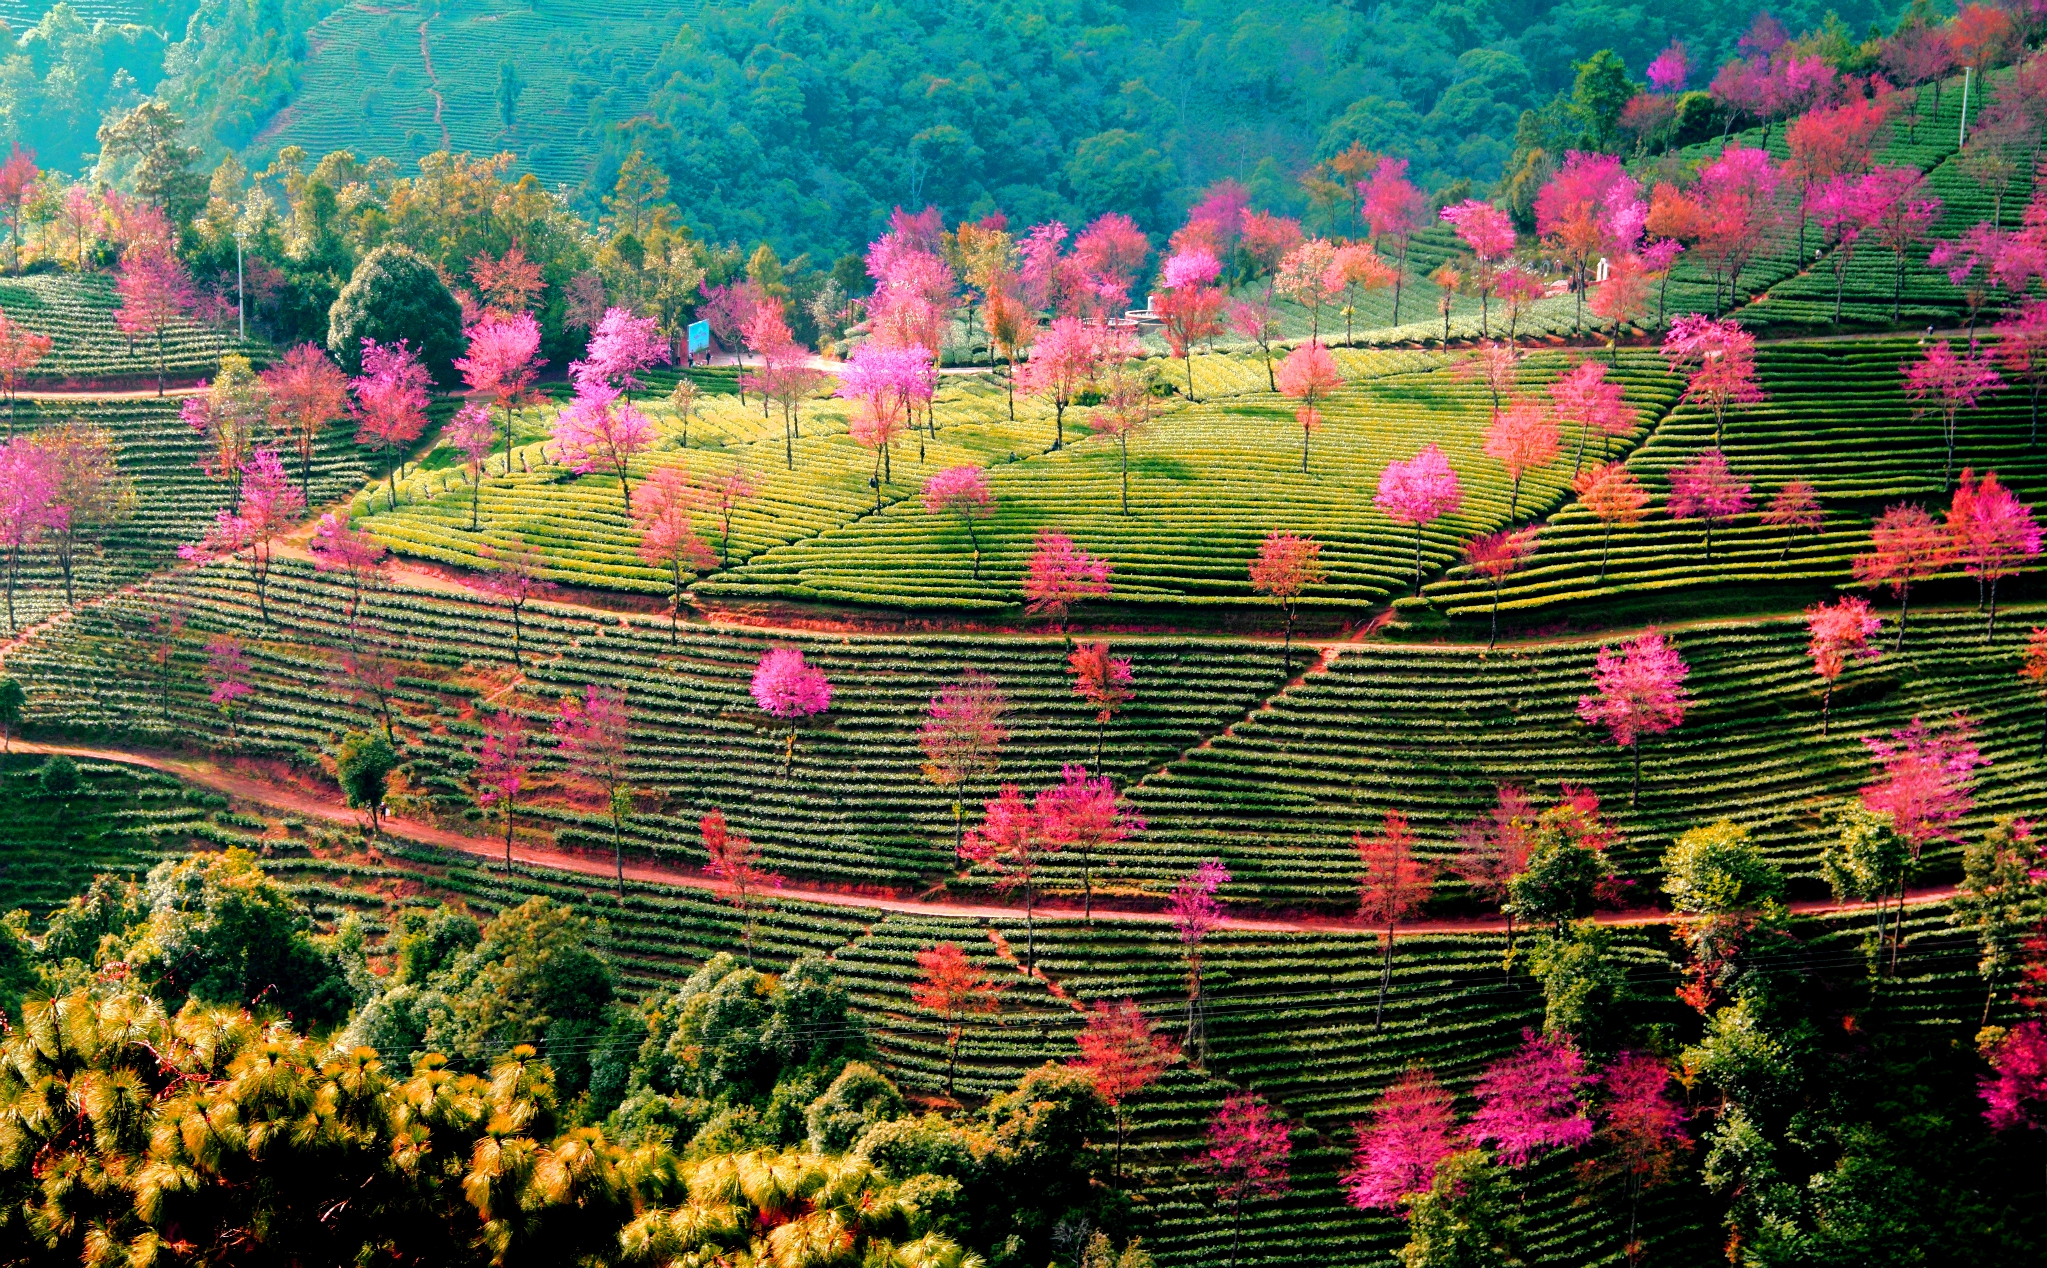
[553,381,655,515]
[444,403,497,531]
[1173,858,1230,1059]
[179,448,304,626]
[574,306,670,390]
[455,312,544,476]
[1022,529,1111,632]
[1469,1030,1595,1167]
[1036,762,1144,923]
[1551,360,1637,476]
[1947,468,2041,632]
[473,709,529,874]
[204,635,253,748]
[1440,200,1517,336]
[1666,448,1750,562]
[554,683,634,897]
[1660,315,1763,446]
[1375,444,1463,590]
[1904,341,2002,489]
[923,466,995,579]
[1981,1021,2047,1134]
[1344,1066,1462,1211]
[351,339,432,512]
[752,646,831,777]
[1577,629,1693,805]
[0,436,61,633]
[1199,1092,1292,1268]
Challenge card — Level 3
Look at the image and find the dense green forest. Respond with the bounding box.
[3,0,1904,260]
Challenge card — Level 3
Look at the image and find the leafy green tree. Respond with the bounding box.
[1953,817,2045,1024]
[424,897,618,1087]
[806,1060,906,1153]
[35,753,76,798]
[326,243,464,383]
[1569,49,1634,151]
[1505,793,1617,937]
[118,849,352,1025]
[336,728,399,835]
[95,102,207,235]
[1822,799,1911,973]
[1398,1149,1521,1268]
[1527,920,1624,1047]
[1663,819,1786,1014]
[0,675,23,752]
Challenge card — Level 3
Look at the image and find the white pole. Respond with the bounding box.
[235,231,246,342]
[1960,67,1972,148]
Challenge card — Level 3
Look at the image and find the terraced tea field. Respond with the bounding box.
[1427,339,2047,625]
[0,272,254,384]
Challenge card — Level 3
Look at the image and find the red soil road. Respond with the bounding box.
[14,739,1958,935]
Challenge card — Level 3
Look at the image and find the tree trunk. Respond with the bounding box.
[1895,584,1911,652]
[1600,522,1613,584]
[1120,436,1130,516]
[1821,681,1832,737]
[1631,742,1642,807]
[1024,878,1036,972]
[1374,925,1395,1030]
[1054,399,1066,450]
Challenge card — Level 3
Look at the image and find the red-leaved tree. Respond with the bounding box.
[1852,503,1954,651]
[913,941,1003,1098]
[1071,999,1178,1186]
[1806,596,1884,735]
[1249,530,1327,673]
[751,646,831,777]
[1276,339,1344,472]
[1947,467,2042,632]
[701,807,782,965]
[1068,640,1134,773]
[1454,785,1536,969]
[1357,810,1437,1030]
[1592,1053,1691,1265]
[961,784,1055,971]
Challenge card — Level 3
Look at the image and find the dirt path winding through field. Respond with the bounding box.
[11,739,1962,935]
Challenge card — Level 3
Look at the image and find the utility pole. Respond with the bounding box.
[234,226,247,342]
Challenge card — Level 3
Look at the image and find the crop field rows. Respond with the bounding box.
[1654,73,1983,332]
[0,756,225,921]
[1071,607,2047,907]
[0,273,254,383]
[3,559,1288,886]
[4,396,370,628]
[258,0,681,188]
[1427,339,2047,623]
[702,350,1681,616]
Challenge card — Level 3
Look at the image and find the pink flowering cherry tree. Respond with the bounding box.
[1375,444,1463,590]
[960,782,1055,969]
[473,709,529,875]
[1946,468,2041,632]
[180,448,304,626]
[1022,529,1111,633]
[1275,340,1344,473]
[1805,596,1884,735]
[1440,199,1517,337]
[1199,1091,1292,1268]
[1173,857,1230,1059]
[634,466,716,640]
[554,683,635,898]
[923,466,994,579]
[1550,361,1637,476]
[1344,1066,1462,1211]
[1577,629,1693,805]
[1249,530,1328,673]
[1468,1030,1595,1167]
[553,380,655,515]
[1666,448,1750,562]
[444,403,498,531]
[1904,340,2001,490]
[1037,762,1144,923]
[351,339,432,511]
[752,646,831,777]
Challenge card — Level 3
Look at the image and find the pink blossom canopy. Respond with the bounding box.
[752,646,832,720]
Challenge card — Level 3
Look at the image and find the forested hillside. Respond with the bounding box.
[7,0,1902,256]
